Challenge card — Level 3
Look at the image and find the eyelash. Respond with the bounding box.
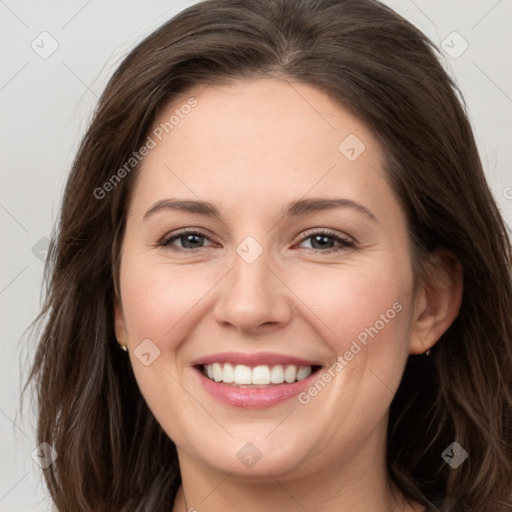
[158,228,355,254]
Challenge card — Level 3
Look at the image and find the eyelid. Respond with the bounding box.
[158,227,356,253]
[297,227,355,245]
[159,228,214,249]
[294,228,355,252]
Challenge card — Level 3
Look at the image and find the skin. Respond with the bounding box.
[114,78,462,512]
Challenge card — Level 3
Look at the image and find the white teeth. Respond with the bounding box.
[233,364,252,384]
[252,365,271,385]
[222,363,234,383]
[212,363,223,382]
[270,365,284,384]
[296,366,312,381]
[203,363,314,385]
[284,365,296,383]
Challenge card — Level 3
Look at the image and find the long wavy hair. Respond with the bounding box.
[25,0,512,510]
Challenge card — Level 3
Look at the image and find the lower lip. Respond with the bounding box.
[195,368,320,409]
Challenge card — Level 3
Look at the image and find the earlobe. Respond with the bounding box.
[409,249,463,354]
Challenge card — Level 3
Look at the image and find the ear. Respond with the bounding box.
[409,249,463,354]
[114,295,128,347]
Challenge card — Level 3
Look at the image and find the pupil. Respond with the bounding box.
[312,235,333,249]
[183,234,203,248]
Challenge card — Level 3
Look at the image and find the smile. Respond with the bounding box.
[202,363,315,386]
[191,352,323,408]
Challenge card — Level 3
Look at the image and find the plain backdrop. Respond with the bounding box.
[1,0,511,510]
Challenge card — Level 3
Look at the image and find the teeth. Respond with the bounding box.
[222,363,234,383]
[296,366,312,381]
[203,363,314,385]
[233,364,252,384]
[270,365,284,384]
[284,365,296,383]
[252,365,270,385]
[212,363,223,382]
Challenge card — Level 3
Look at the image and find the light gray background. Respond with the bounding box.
[1,1,511,510]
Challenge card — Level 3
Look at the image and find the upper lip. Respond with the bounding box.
[191,351,322,368]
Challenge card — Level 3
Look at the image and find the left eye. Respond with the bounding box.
[160,230,213,250]
[296,230,355,252]
[159,229,354,252]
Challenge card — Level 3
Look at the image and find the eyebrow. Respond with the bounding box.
[143,197,377,222]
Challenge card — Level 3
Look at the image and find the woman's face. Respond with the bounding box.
[115,78,424,482]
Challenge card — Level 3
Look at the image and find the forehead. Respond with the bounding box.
[130,78,394,222]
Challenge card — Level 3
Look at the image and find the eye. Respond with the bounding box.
[159,229,215,251]
[296,229,355,253]
[158,228,355,253]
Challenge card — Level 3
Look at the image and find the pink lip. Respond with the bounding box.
[193,366,322,409]
[190,351,320,367]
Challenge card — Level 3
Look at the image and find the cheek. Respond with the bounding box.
[285,256,414,397]
[119,256,221,350]
[290,256,412,345]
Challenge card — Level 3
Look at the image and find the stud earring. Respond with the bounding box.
[119,344,128,352]
[425,348,431,356]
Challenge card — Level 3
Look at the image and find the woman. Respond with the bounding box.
[27,0,512,510]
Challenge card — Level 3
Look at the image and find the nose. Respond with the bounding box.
[213,245,293,334]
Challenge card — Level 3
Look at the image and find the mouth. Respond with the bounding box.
[197,363,323,387]
[190,352,324,408]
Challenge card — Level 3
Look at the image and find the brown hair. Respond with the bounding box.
[25,0,512,510]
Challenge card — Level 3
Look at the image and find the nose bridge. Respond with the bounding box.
[233,238,270,291]
[213,234,291,331]
[230,235,275,305]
